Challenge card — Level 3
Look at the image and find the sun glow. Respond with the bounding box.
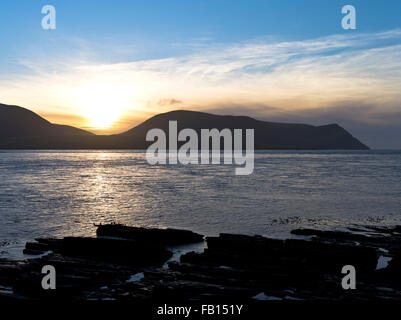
[75,84,132,129]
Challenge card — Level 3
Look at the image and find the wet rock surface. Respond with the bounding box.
[1,224,401,301]
[96,223,204,245]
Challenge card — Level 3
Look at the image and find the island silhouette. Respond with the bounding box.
[0,103,369,150]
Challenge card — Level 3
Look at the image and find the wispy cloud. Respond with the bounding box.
[1,29,401,145]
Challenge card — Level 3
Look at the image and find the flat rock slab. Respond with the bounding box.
[96,224,204,245]
[26,236,172,266]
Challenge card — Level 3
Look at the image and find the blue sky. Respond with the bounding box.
[2,0,401,65]
[1,1,401,148]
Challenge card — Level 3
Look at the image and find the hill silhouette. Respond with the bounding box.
[121,110,369,150]
[0,104,369,150]
[0,103,94,148]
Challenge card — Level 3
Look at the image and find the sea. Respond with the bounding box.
[1,150,400,259]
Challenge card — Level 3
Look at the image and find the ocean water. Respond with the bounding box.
[1,150,401,259]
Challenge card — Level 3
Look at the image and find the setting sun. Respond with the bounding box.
[75,84,132,129]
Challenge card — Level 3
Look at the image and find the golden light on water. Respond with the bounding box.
[75,84,132,129]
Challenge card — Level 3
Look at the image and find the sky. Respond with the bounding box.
[0,0,401,148]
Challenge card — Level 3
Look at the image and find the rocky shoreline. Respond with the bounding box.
[1,224,401,302]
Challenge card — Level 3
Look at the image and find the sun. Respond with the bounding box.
[75,84,131,129]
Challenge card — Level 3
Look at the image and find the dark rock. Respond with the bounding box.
[28,236,172,266]
[24,241,50,253]
[3,225,401,302]
[96,224,204,245]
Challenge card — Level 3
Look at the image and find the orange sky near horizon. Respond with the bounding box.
[36,107,158,135]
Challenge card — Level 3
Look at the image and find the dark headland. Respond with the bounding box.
[0,103,369,150]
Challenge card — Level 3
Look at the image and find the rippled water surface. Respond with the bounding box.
[1,150,401,258]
